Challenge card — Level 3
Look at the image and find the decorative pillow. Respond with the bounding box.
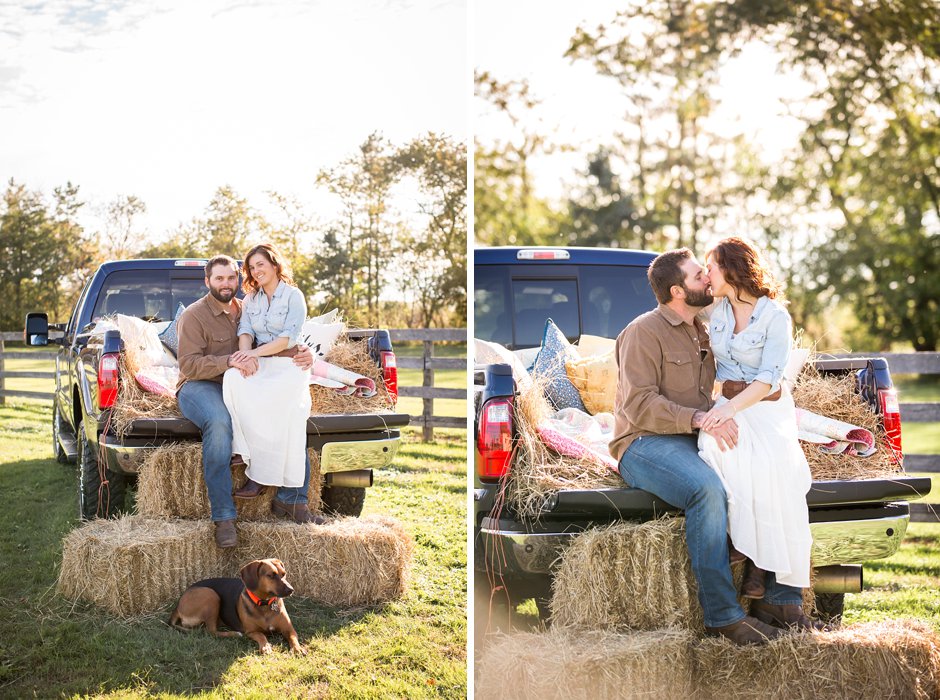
[530,318,587,412]
[298,319,345,358]
[473,338,533,392]
[577,334,616,357]
[115,314,177,371]
[135,366,179,397]
[310,308,340,325]
[158,303,186,357]
[566,351,617,415]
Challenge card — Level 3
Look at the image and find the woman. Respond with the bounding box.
[696,237,816,623]
[223,243,312,499]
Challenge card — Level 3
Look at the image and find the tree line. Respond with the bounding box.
[0,132,466,332]
[475,0,939,351]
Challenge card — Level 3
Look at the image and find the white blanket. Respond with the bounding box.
[536,407,618,473]
[795,408,877,457]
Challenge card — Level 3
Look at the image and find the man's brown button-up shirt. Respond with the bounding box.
[176,293,242,390]
[608,304,715,462]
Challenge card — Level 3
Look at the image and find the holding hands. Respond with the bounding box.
[701,402,737,432]
[229,352,259,377]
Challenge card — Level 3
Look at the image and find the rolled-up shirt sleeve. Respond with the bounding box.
[278,287,307,348]
[237,294,255,339]
[752,310,791,392]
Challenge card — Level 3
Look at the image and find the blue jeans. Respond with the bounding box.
[177,380,310,522]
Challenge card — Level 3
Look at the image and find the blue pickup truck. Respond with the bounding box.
[473,245,932,637]
[26,258,408,520]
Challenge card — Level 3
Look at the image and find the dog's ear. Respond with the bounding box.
[240,560,262,590]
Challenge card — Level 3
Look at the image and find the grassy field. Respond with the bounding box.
[0,401,467,698]
[395,342,466,422]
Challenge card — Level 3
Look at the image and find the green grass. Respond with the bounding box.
[0,402,467,698]
[846,522,940,630]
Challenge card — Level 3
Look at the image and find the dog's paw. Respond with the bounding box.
[291,644,308,656]
[260,643,273,655]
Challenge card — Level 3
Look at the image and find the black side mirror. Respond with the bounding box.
[24,312,49,346]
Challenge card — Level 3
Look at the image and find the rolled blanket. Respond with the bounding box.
[795,407,877,457]
[135,366,178,397]
[309,359,377,398]
[536,407,618,473]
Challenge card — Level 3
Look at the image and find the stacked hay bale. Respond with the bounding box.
[478,622,940,700]
[58,334,412,618]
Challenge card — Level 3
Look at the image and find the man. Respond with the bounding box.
[176,255,322,549]
[610,248,815,645]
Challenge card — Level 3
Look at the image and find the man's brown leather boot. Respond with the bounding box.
[741,559,767,599]
[751,600,829,631]
[705,615,785,645]
[214,519,237,548]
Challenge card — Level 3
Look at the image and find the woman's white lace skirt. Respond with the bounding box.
[223,357,311,488]
[698,386,813,588]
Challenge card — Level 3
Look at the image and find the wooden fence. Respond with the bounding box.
[0,329,468,442]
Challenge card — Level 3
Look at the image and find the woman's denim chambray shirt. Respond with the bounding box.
[237,281,307,348]
[708,296,791,392]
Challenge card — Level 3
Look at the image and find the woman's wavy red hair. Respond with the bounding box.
[706,237,783,302]
[242,243,295,295]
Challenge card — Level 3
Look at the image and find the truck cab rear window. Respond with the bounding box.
[474,264,657,349]
[91,271,210,323]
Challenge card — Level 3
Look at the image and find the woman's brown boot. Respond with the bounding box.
[234,478,266,499]
[741,558,767,599]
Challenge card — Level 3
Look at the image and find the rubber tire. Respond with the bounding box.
[320,485,366,517]
[52,402,73,464]
[814,592,845,623]
[77,420,126,521]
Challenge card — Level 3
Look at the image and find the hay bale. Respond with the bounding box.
[475,628,695,700]
[549,518,806,634]
[58,516,222,617]
[551,518,712,633]
[508,382,622,519]
[477,622,940,700]
[792,364,903,481]
[692,620,940,699]
[136,443,322,519]
[58,515,413,617]
[236,515,414,606]
[309,337,394,414]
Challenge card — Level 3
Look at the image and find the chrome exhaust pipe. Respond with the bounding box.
[813,565,863,594]
[324,469,373,488]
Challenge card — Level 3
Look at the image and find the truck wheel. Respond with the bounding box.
[77,421,126,521]
[320,486,366,517]
[52,403,72,464]
[814,592,845,623]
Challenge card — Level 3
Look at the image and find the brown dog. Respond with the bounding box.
[168,558,305,654]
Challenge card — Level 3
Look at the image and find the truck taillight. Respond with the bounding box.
[380,351,398,403]
[478,398,513,480]
[879,388,903,465]
[98,353,119,408]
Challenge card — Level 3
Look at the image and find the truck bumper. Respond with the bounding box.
[100,433,401,476]
[479,504,911,577]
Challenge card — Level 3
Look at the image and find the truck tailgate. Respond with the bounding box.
[524,476,932,520]
[118,412,411,439]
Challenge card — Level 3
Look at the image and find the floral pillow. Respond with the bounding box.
[158,303,186,356]
[530,318,587,412]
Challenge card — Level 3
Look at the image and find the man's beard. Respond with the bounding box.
[209,286,235,303]
[684,286,714,308]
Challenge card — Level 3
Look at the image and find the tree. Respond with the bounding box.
[474,71,571,246]
[317,133,398,325]
[394,132,468,325]
[100,195,147,260]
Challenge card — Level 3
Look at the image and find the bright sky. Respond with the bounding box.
[1,0,467,239]
[473,0,812,202]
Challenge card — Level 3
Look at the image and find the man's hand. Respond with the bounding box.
[228,354,258,377]
[703,420,738,451]
[293,344,314,371]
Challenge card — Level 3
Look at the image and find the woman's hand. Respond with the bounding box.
[231,349,257,364]
[701,402,737,432]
